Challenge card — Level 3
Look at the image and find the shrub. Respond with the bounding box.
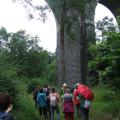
[27,78,49,93]
[0,75,18,98]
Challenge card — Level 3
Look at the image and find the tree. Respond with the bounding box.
[0,27,51,78]
[89,31,120,93]
[24,50,49,78]
[8,31,28,64]
[46,54,57,84]
[0,27,9,49]
[0,75,17,98]
[96,16,117,39]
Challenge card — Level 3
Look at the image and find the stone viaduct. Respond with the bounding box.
[46,0,120,86]
[41,0,120,86]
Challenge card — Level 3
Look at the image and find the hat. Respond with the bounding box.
[63,83,67,87]
[75,83,79,88]
[76,83,79,86]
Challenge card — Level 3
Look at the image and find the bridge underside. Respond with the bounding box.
[99,0,120,16]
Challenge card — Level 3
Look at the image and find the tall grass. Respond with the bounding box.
[90,86,120,120]
[13,81,120,120]
[12,79,40,120]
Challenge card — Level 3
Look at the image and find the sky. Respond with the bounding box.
[0,0,118,52]
[0,0,57,52]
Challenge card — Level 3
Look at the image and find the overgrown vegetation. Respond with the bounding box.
[90,86,120,120]
[0,27,57,120]
[89,17,120,94]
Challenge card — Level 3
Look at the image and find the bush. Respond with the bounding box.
[0,75,18,98]
[92,86,120,120]
[14,94,40,120]
[27,78,49,93]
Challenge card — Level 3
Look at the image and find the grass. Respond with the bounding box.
[89,86,120,120]
[12,81,120,120]
[12,79,41,120]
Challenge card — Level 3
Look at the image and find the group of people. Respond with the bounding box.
[0,83,93,120]
[33,83,94,120]
[33,85,60,120]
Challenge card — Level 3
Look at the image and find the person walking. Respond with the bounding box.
[37,89,47,119]
[63,88,74,120]
[79,94,90,120]
[49,87,60,120]
[43,85,51,119]
[74,83,94,120]
[60,83,67,98]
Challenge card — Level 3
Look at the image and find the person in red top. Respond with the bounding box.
[74,83,94,120]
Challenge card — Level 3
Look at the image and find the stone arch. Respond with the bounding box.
[98,0,120,17]
[45,0,119,87]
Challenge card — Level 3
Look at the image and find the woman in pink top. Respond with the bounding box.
[63,88,74,120]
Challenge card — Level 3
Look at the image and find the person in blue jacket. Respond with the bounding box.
[37,88,47,119]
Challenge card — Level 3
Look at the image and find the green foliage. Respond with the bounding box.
[117,16,120,27]
[27,79,41,93]
[89,31,120,93]
[0,50,18,79]
[12,78,40,120]
[96,16,117,32]
[47,60,57,85]
[0,27,9,48]
[91,86,120,120]
[0,27,57,120]
[0,28,51,79]
[95,16,118,39]
[21,49,49,78]
[27,78,49,93]
[15,95,40,120]
[0,75,18,105]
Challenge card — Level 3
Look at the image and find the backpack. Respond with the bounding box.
[49,93,57,107]
[84,100,91,109]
